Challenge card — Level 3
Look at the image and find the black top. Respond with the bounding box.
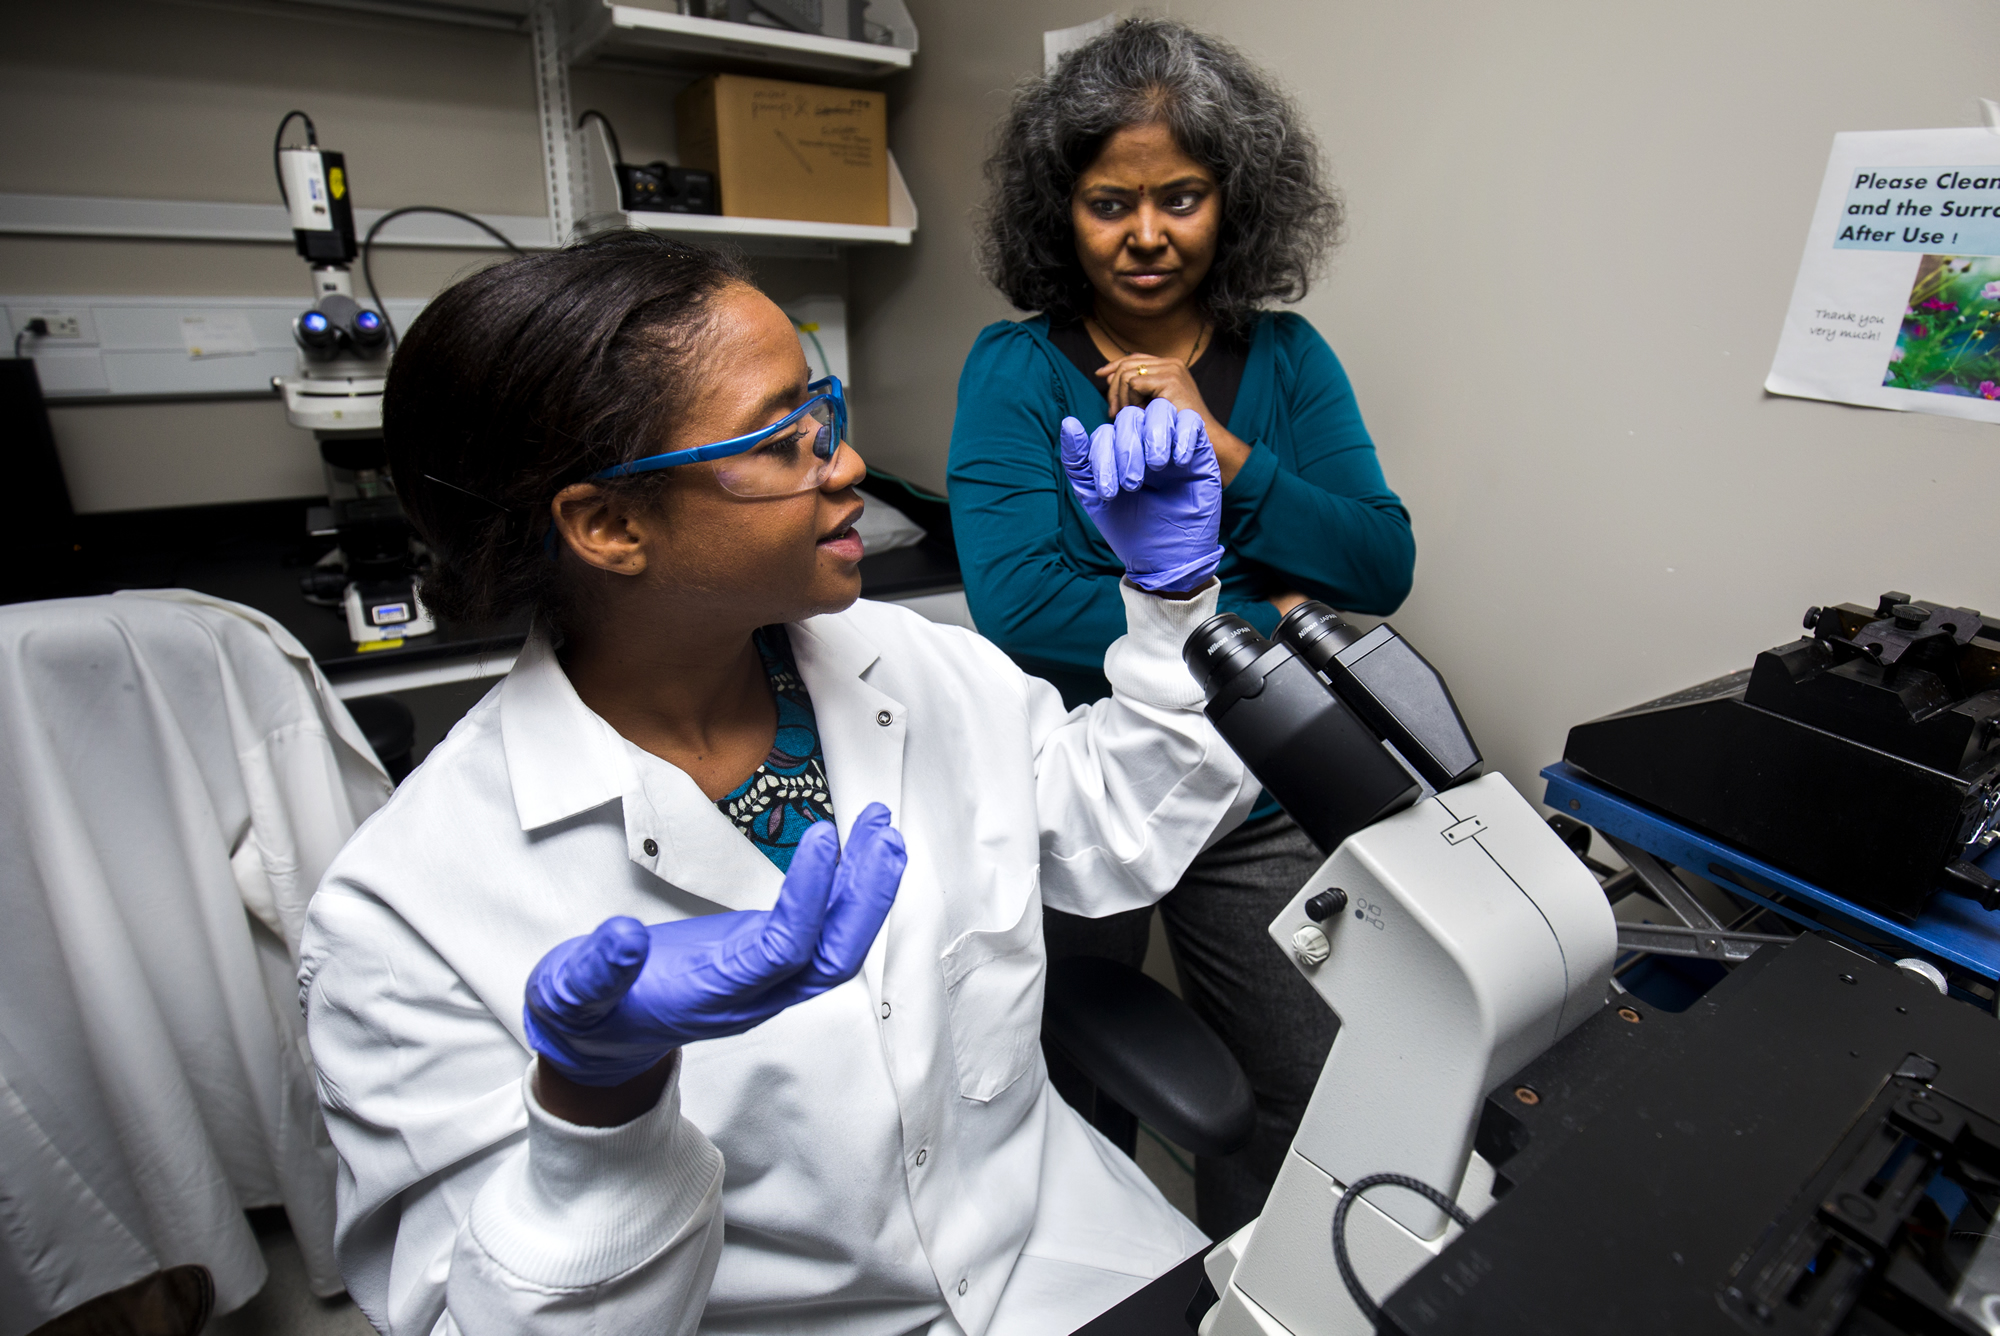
[1046,320,1250,426]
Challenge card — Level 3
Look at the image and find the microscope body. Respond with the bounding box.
[1184,607,1617,1335]
[1203,775,1614,1334]
[275,137,434,645]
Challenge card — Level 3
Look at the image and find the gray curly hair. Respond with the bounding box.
[977,18,1341,333]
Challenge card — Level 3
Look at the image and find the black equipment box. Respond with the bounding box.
[616,163,719,215]
[1383,935,2000,1335]
[1562,594,2000,921]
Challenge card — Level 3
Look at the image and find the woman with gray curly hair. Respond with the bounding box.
[947,18,1416,1239]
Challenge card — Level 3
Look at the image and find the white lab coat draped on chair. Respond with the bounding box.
[0,591,391,1334]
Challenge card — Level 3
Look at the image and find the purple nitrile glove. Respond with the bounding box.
[524,803,907,1086]
[1060,398,1223,593]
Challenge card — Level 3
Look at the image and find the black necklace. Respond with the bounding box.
[1091,317,1211,366]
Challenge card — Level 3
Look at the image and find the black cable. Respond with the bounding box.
[421,472,512,515]
[575,109,623,165]
[273,109,318,209]
[1331,1173,1476,1326]
[14,317,49,360]
[360,207,525,347]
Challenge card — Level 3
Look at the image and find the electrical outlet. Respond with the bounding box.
[14,309,87,341]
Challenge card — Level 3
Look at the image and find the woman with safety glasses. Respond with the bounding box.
[297,231,1258,1336]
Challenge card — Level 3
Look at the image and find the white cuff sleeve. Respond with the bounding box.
[1032,578,1257,916]
[458,1055,724,1301]
[1101,578,1222,712]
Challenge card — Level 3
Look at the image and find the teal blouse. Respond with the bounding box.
[946,312,1415,708]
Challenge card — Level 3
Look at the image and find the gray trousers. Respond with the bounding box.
[1042,808,1333,1240]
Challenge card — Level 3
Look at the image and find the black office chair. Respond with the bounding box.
[1041,956,1256,1160]
[344,694,417,784]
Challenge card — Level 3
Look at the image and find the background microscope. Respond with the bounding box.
[273,111,435,647]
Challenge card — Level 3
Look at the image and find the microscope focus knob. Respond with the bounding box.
[1304,888,1349,922]
[1291,924,1332,966]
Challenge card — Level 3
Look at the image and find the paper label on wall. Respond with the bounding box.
[1044,15,1117,73]
[180,311,257,359]
[1766,128,2000,424]
[785,294,849,385]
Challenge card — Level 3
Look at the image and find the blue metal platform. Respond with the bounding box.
[1541,761,2000,984]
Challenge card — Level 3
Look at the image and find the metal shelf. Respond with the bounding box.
[570,4,912,78]
[574,121,915,256]
[612,210,910,246]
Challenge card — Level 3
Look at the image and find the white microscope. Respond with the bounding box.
[1181,605,1618,1334]
[274,112,436,646]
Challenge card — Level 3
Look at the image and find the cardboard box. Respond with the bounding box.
[675,74,888,227]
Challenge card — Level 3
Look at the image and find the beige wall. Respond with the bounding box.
[842,1,1083,486]
[862,0,2000,798]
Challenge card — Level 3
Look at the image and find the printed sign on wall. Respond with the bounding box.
[1767,128,2000,425]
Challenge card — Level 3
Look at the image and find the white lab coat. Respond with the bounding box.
[299,582,1256,1336]
[0,591,391,1333]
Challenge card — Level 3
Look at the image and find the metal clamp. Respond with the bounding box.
[1603,834,1793,962]
[1614,920,1793,963]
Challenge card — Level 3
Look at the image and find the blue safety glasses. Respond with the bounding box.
[592,375,848,498]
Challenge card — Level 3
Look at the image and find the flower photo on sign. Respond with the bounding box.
[1766,128,2000,424]
[1882,254,2000,399]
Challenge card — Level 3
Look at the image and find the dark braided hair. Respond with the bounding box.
[385,231,751,627]
[978,17,1342,333]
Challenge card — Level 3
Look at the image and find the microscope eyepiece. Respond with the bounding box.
[1184,613,1273,699]
[293,295,389,362]
[1275,601,1362,672]
[295,308,339,353]
[1183,611,1421,854]
[348,307,388,349]
[1272,600,1484,793]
